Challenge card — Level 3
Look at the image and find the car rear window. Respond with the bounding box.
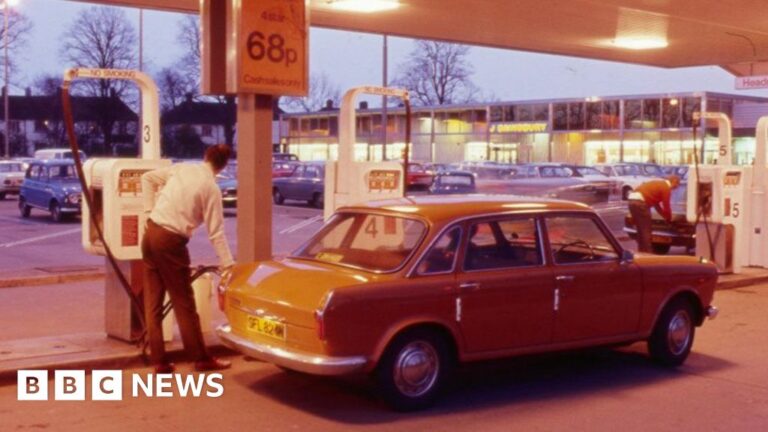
[294,212,426,272]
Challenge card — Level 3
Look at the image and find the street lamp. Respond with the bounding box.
[2,0,18,159]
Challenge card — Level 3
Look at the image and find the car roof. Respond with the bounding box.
[29,159,77,166]
[342,195,590,223]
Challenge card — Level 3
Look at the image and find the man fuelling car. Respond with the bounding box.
[141,144,234,373]
[627,175,681,254]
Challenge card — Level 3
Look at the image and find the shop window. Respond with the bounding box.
[532,104,548,121]
[624,100,642,129]
[515,105,533,122]
[289,118,300,135]
[602,101,620,129]
[504,106,515,122]
[329,116,338,136]
[586,102,602,129]
[682,98,701,127]
[490,106,503,122]
[357,116,371,134]
[643,99,660,128]
[553,104,568,131]
[568,103,584,130]
[662,98,681,128]
[300,118,311,134]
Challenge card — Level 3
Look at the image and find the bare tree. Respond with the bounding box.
[393,40,479,106]
[156,67,193,112]
[280,73,341,112]
[0,8,33,81]
[174,14,235,147]
[60,6,137,155]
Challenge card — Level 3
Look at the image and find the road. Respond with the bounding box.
[1,284,766,431]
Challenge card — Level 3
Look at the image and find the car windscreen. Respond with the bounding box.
[50,165,78,180]
[614,165,640,176]
[438,175,473,186]
[576,167,606,177]
[0,163,22,172]
[293,212,427,272]
[640,165,664,176]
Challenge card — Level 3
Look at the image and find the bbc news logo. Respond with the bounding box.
[17,370,224,401]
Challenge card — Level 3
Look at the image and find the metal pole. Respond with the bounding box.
[382,34,388,160]
[4,3,9,158]
[138,9,143,156]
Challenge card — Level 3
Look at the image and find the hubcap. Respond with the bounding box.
[393,341,439,398]
[667,310,692,356]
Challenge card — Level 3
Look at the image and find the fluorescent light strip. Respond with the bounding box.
[328,0,400,13]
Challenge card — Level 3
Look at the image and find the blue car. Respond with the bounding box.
[272,162,324,208]
[19,159,82,222]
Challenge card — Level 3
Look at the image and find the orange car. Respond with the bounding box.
[217,195,719,410]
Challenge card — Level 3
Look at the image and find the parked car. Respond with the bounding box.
[456,161,517,179]
[12,157,36,172]
[429,170,476,194]
[19,159,82,222]
[216,195,719,410]
[272,152,299,162]
[406,162,435,191]
[0,161,25,200]
[33,148,86,161]
[272,161,298,178]
[272,162,325,208]
[479,163,614,205]
[595,163,665,200]
[217,175,238,208]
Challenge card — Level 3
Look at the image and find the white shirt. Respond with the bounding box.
[142,162,234,267]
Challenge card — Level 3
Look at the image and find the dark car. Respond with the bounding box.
[272,162,325,208]
[429,171,476,194]
[216,174,238,208]
[273,153,299,162]
[19,159,82,222]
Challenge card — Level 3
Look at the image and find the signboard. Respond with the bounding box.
[367,170,401,192]
[235,0,309,96]
[736,75,768,90]
[490,122,548,133]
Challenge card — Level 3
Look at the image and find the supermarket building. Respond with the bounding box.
[278,91,768,166]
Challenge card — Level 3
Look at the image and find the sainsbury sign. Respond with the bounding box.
[735,75,768,90]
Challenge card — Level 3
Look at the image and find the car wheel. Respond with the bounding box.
[50,201,63,223]
[622,186,632,200]
[375,329,452,411]
[652,243,671,255]
[311,192,323,209]
[648,298,696,367]
[273,188,285,205]
[19,198,31,218]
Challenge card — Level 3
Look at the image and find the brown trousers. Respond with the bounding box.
[142,219,208,365]
[628,199,653,253]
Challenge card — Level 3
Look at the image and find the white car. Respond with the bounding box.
[595,163,664,200]
[0,161,25,200]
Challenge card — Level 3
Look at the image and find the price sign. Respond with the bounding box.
[237,0,308,96]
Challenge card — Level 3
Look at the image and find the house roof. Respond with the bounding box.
[162,97,284,125]
[1,94,137,123]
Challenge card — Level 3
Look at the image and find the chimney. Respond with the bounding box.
[359,101,368,110]
[325,99,333,110]
[25,87,31,97]
[185,92,194,103]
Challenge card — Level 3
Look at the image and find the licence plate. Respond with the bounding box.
[652,235,672,244]
[246,315,286,340]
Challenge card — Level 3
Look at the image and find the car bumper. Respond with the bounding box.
[623,226,695,248]
[222,197,237,208]
[216,324,368,376]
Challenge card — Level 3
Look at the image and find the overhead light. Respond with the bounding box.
[327,0,400,13]
[612,37,668,50]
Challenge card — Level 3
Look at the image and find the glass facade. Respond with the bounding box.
[280,92,768,166]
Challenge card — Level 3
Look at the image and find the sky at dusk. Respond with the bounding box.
[9,0,767,104]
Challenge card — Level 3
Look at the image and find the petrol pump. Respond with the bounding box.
[324,86,411,220]
[63,68,170,342]
[748,115,768,268]
[686,112,751,273]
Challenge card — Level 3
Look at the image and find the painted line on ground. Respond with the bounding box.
[278,215,323,235]
[0,228,81,248]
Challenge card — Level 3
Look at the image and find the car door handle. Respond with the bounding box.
[556,275,575,283]
[459,282,480,291]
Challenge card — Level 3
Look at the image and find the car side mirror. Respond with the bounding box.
[620,250,634,264]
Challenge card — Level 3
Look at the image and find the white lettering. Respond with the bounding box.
[206,374,224,398]
[132,374,153,397]
[155,374,174,397]
[175,374,206,397]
